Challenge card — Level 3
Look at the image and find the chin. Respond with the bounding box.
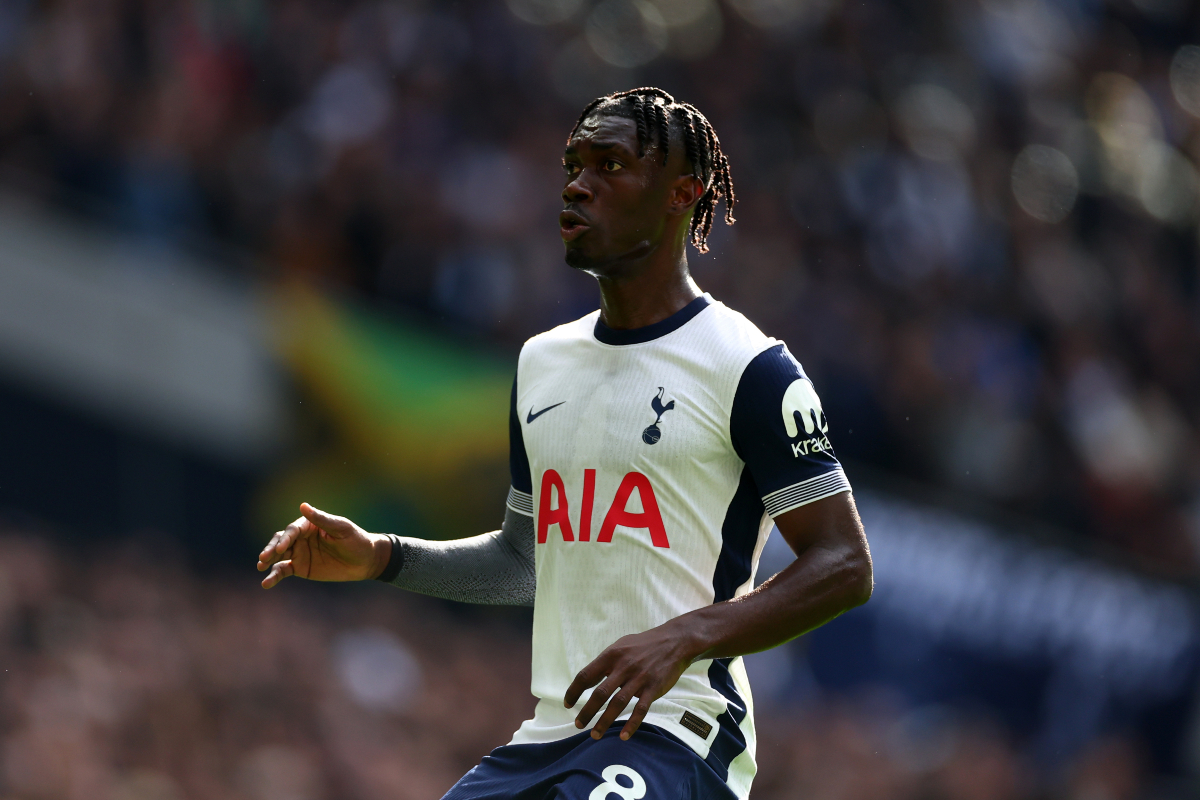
[564,239,639,277]
[564,247,592,271]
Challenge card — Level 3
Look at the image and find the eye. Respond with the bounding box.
[563,161,580,175]
[603,160,623,172]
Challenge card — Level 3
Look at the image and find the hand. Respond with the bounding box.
[563,620,700,741]
[257,503,390,588]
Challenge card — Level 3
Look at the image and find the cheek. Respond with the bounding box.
[621,199,666,240]
[610,187,661,234]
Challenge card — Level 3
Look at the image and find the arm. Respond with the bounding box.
[378,506,535,606]
[564,491,871,740]
[259,369,537,602]
[256,503,535,606]
[671,491,870,658]
[377,368,536,605]
[565,343,870,740]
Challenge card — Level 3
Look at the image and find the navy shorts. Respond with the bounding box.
[442,725,738,800]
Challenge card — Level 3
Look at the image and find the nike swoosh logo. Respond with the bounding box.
[526,402,566,424]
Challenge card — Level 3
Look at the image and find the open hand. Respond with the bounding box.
[563,621,699,741]
[257,503,389,588]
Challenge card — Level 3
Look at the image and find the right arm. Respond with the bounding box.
[256,502,535,606]
[259,370,537,604]
[376,506,535,605]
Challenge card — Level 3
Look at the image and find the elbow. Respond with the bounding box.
[842,546,874,610]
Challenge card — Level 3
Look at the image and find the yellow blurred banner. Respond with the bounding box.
[265,282,513,539]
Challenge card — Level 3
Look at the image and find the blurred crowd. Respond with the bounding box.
[0,0,1198,573]
[0,533,1168,800]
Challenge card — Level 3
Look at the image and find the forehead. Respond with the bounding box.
[566,114,639,152]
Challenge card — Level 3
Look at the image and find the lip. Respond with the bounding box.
[560,209,591,242]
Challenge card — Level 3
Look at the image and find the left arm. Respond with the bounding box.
[564,490,872,741]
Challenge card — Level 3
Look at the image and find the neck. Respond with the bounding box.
[595,245,702,331]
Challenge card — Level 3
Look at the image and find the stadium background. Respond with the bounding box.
[0,0,1198,798]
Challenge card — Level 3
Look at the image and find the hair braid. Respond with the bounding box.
[639,99,656,157]
[625,95,647,157]
[699,120,715,184]
[678,108,699,181]
[718,152,736,225]
[652,103,670,163]
[617,86,674,103]
[684,110,715,250]
[568,87,737,252]
[675,108,710,250]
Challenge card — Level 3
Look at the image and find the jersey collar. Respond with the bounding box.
[593,294,712,346]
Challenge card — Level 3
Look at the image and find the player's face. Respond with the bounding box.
[560,115,677,275]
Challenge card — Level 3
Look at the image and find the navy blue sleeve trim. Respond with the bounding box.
[730,344,849,509]
[509,372,533,494]
[374,534,404,582]
[593,295,710,345]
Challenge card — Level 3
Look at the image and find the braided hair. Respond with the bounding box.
[568,88,736,254]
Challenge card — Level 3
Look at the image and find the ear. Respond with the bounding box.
[667,174,705,216]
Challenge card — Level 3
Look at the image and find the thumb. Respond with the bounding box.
[300,503,350,536]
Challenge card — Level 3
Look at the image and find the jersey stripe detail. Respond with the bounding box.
[506,486,534,517]
[704,658,749,781]
[761,467,851,517]
[712,467,766,604]
[509,374,533,494]
[706,468,764,786]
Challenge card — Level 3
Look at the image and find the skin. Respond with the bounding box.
[257,503,387,588]
[559,114,705,330]
[258,108,873,744]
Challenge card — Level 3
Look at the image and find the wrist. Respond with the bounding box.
[368,534,394,581]
[668,609,718,664]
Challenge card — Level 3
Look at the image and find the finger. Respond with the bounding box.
[590,685,637,740]
[277,517,315,553]
[258,527,295,567]
[258,528,287,561]
[263,519,305,560]
[257,522,307,571]
[565,655,609,709]
[261,559,294,589]
[300,503,349,537]
[257,533,281,570]
[619,696,654,741]
[575,675,620,730]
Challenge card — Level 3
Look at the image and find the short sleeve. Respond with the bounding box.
[507,372,534,516]
[730,344,852,518]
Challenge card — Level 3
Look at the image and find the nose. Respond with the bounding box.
[562,173,593,204]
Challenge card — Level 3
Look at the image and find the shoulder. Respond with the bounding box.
[525,310,600,347]
[696,299,777,354]
[732,343,820,433]
[681,299,793,386]
[738,343,810,390]
[517,310,600,365]
[692,299,817,387]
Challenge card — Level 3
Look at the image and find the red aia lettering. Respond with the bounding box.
[597,472,670,548]
[537,470,669,548]
[579,468,596,542]
[537,469,574,543]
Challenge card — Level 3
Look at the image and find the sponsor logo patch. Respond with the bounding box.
[782,378,828,437]
[679,711,713,739]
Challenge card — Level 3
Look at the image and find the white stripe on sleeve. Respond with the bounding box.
[761,468,851,517]
[506,486,534,517]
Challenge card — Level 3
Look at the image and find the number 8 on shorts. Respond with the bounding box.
[588,764,647,800]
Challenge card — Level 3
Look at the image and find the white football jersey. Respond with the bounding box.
[505,294,851,798]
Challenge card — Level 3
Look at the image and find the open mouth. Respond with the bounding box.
[560,210,590,242]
